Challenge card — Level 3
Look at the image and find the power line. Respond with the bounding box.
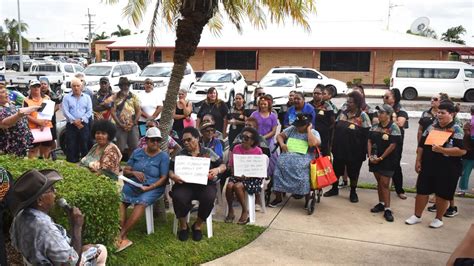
[81,8,95,58]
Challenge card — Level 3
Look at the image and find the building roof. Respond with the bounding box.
[105,22,472,51]
[29,38,88,44]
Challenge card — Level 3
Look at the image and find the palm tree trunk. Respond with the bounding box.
[158,4,213,151]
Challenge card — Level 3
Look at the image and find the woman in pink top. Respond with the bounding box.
[225,127,263,225]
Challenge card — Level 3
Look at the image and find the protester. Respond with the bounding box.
[40,77,61,158]
[9,169,107,265]
[118,127,169,251]
[322,85,338,115]
[383,88,409,200]
[200,121,224,159]
[61,78,93,163]
[308,84,335,156]
[278,90,296,126]
[0,168,12,266]
[173,88,193,141]
[0,85,35,156]
[232,117,270,156]
[80,120,122,175]
[405,101,465,228]
[74,73,94,99]
[368,104,402,222]
[284,91,316,128]
[92,77,114,120]
[227,93,246,145]
[169,127,226,241]
[417,93,449,143]
[270,113,321,207]
[225,127,263,224]
[324,91,371,202]
[138,78,162,136]
[245,87,265,114]
[196,87,228,136]
[111,77,141,159]
[138,120,181,158]
[457,108,474,197]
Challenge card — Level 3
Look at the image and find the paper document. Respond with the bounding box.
[425,130,452,146]
[118,175,144,188]
[174,156,211,185]
[287,138,309,154]
[233,154,267,178]
[37,100,55,120]
[30,128,53,143]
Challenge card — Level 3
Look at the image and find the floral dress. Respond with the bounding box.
[0,104,33,156]
[228,144,264,194]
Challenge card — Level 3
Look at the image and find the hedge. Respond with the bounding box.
[0,155,120,246]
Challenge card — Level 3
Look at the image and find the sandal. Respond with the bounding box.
[224,215,235,223]
[237,217,250,225]
[115,239,133,253]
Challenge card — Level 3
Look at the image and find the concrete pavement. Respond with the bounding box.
[206,189,473,265]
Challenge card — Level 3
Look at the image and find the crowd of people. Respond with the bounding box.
[0,75,473,264]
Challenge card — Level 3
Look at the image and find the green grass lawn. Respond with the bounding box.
[108,213,265,265]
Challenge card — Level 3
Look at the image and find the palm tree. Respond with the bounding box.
[111,25,132,37]
[0,26,8,54]
[106,0,316,149]
[441,25,466,45]
[3,18,29,54]
[93,31,110,41]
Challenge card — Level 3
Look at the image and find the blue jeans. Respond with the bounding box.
[459,159,474,191]
[65,122,90,163]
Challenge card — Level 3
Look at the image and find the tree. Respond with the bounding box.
[406,27,437,39]
[106,0,316,150]
[3,18,29,54]
[0,26,7,54]
[111,25,132,37]
[93,31,110,41]
[441,25,466,45]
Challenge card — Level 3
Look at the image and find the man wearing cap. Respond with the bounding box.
[9,169,107,265]
[92,77,114,120]
[61,78,93,163]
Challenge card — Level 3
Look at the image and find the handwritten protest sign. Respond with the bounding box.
[175,156,211,185]
[287,138,309,154]
[425,130,452,146]
[118,175,144,188]
[233,154,267,178]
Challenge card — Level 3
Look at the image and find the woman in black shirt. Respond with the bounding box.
[196,87,229,137]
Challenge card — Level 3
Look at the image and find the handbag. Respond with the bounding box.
[310,148,337,190]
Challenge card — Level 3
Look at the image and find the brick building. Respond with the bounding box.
[94,23,473,86]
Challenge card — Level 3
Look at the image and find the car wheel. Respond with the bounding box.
[402,87,417,100]
[464,89,474,102]
[327,85,337,97]
[227,91,234,108]
[11,64,19,71]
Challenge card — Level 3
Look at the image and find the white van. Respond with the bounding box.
[83,61,141,93]
[390,60,474,101]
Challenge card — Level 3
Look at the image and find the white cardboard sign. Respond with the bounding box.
[233,154,267,178]
[174,156,211,185]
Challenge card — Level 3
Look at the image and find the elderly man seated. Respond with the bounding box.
[9,169,107,265]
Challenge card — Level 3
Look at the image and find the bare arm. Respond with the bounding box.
[307,125,320,147]
[263,125,277,140]
[432,145,467,157]
[415,147,423,173]
[417,125,423,143]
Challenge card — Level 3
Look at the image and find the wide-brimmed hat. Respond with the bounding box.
[118,77,130,87]
[376,104,394,115]
[292,113,312,127]
[200,122,216,131]
[9,169,62,215]
[146,126,162,139]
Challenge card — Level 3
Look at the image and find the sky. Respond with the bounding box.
[1,0,473,46]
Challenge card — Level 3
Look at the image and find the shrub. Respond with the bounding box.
[0,156,120,246]
[346,81,353,88]
[352,78,362,86]
[383,77,391,87]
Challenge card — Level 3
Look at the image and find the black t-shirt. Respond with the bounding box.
[197,101,229,132]
[418,108,436,133]
[309,100,335,156]
[368,121,402,171]
[332,111,371,161]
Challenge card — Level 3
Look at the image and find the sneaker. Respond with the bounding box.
[455,191,466,197]
[268,199,283,208]
[444,206,458,218]
[429,218,444,228]
[349,190,359,203]
[384,209,394,222]
[427,204,437,212]
[370,203,385,213]
[338,180,348,188]
[405,215,422,225]
[323,188,339,197]
[255,204,262,212]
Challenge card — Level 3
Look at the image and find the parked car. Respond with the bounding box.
[4,55,33,71]
[130,62,196,100]
[265,66,348,96]
[188,69,247,106]
[0,57,5,73]
[390,60,474,101]
[83,61,141,93]
[30,62,85,93]
[256,73,302,110]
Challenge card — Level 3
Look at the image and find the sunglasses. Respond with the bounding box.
[244,124,254,127]
[182,137,193,143]
[431,97,439,101]
[147,137,161,143]
[145,82,153,85]
[382,96,390,99]
[242,135,252,141]
[257,93,265,96]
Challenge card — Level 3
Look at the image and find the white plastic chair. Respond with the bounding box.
[172,202,214,238]
[144,194,165,235]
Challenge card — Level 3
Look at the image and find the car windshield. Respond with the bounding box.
[140,66,172,77]
[200,72,232,83]
[260,76,294,87]
[84,66,112,76]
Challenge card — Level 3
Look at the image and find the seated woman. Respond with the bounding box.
[225,127,263,224]
[117,127,170,252]
[269,113,321,207]
[200,122,224,159]
[80,120,122,175]
[232,117,269,156]
[138,119,182,158]
[169,127,226,242]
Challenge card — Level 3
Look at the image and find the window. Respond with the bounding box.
[320,51,371,72]
[120,64,133,75]
[215,51,256,70]
[396,68,460,79]
[64,65,74,73]
[153,51,162,62]
[111,66,122,75]
[465,69,474,78]
[110,51,119,61]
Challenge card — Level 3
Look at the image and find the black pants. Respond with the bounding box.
[332,158,364,189]
[65,122,90,163]
[392,144,405,194]
[171,183,217,220]
[0,207,6,266]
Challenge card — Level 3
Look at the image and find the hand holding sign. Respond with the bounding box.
[233,154,267,178]
[287,138,309,154]
[174,156,211,185]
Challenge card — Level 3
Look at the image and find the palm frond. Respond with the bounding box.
[221,0,245,33]
[147,0,162,60]
[207,13,224,36]
[122,0,151,27]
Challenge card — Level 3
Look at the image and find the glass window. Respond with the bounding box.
[303,70,321,79]
[120,64,133,75]
[64,65,74,73]
[320,51,371,72]
[396,68,459,79]
[465,69,474,78]
[215,51,257,70]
